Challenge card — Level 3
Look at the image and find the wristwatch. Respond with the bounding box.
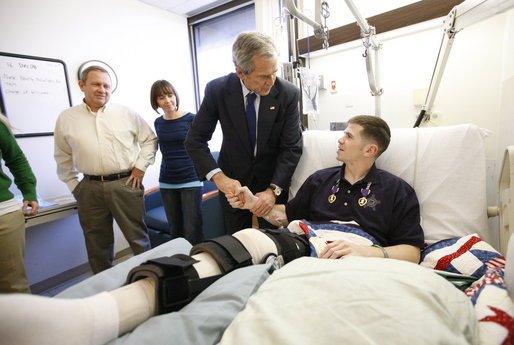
[269,184,282,197]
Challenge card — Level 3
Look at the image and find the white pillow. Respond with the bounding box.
[290,124,490,244]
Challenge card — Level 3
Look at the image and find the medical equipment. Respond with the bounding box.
[414,0,514,127]
[299,67,319,115]
[285,0,383,116]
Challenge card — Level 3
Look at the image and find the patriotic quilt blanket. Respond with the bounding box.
[421,234,513,345]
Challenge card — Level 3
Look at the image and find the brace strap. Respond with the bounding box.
[190,235,253,274]
[260,228,310,263]
[126,254,221,314]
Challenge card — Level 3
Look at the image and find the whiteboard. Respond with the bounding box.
[0,52,72,137]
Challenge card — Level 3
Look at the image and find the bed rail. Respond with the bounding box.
[499,145,514,255]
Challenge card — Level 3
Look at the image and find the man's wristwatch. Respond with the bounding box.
[269,184,282,197]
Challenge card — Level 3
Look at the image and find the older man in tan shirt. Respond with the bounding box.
[54,65,157,273]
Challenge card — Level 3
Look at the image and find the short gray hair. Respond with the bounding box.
[232,32,278,74]
[80,65,110,83]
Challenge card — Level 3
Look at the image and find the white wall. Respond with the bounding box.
[1,0,195,193]
[497,9,514,166]
[0,0,194,285]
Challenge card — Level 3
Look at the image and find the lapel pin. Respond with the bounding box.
[270,106,276,110]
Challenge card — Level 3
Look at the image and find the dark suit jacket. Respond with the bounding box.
[185,72,303,199]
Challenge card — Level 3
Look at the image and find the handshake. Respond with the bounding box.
[226,186,257,211]
[213,172,277,218]
[227,186,286,228]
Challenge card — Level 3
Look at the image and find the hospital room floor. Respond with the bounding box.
[36,252,134,297]
[38,271,93,297]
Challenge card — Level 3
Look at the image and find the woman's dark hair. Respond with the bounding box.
[150,80,179,113]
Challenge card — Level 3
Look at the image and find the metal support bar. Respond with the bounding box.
[284,0,324,39]
[284,0,383,116]
[345,0,383,116]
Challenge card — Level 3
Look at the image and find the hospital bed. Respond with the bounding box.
[57,124,514,345]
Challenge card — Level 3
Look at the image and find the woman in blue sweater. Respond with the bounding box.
[150,80,203,245]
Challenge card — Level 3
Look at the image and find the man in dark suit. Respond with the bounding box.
[185,31,303,234]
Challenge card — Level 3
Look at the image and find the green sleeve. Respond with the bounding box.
[0,123,37,201]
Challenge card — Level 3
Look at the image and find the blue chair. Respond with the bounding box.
[144,152,225,247]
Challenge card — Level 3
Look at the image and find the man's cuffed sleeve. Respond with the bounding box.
[54,118,80,192]
[134,114,158,172]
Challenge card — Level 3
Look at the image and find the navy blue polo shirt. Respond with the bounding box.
[286,164,424,248]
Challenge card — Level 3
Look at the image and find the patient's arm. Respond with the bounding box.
[319,241,421,263]
[383,244,421,263]
[228,186,289,227]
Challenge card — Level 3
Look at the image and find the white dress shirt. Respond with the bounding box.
[54,102,157,192]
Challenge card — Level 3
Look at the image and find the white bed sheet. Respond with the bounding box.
[219,257,478,345]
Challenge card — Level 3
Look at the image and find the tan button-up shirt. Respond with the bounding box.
[54,102,157,192]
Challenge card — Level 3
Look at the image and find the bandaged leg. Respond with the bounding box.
[0,229,308,345]
[110,278,156,335]
[0,278,157,345]
[0,291,119,345]
[232,228,278,264]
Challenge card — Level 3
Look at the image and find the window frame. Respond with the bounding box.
[188,0,255,110]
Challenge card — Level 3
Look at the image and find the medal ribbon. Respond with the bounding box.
[358,182,372,206]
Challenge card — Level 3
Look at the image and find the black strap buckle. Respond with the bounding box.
[126,254,222,314]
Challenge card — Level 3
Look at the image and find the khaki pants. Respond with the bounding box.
[0,210,30,293]
[73,177,151,274]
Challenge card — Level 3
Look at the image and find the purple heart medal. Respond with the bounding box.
[358,182,372,207]
[328,179,340,203]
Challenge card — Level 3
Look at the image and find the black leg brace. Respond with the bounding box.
[126,231,310,315]
[258,228,310,265]
[126,254,222,314]
[190,235,253,273]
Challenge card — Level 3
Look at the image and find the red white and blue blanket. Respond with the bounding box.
[421,234,505,278]
[421,234,512,345]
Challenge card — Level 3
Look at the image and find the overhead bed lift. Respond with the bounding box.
[284,0,383,116]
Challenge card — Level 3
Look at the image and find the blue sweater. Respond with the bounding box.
[154,113,200,184]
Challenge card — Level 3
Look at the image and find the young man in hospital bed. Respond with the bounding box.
[229,114,423,264]
[1,116,510,345]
